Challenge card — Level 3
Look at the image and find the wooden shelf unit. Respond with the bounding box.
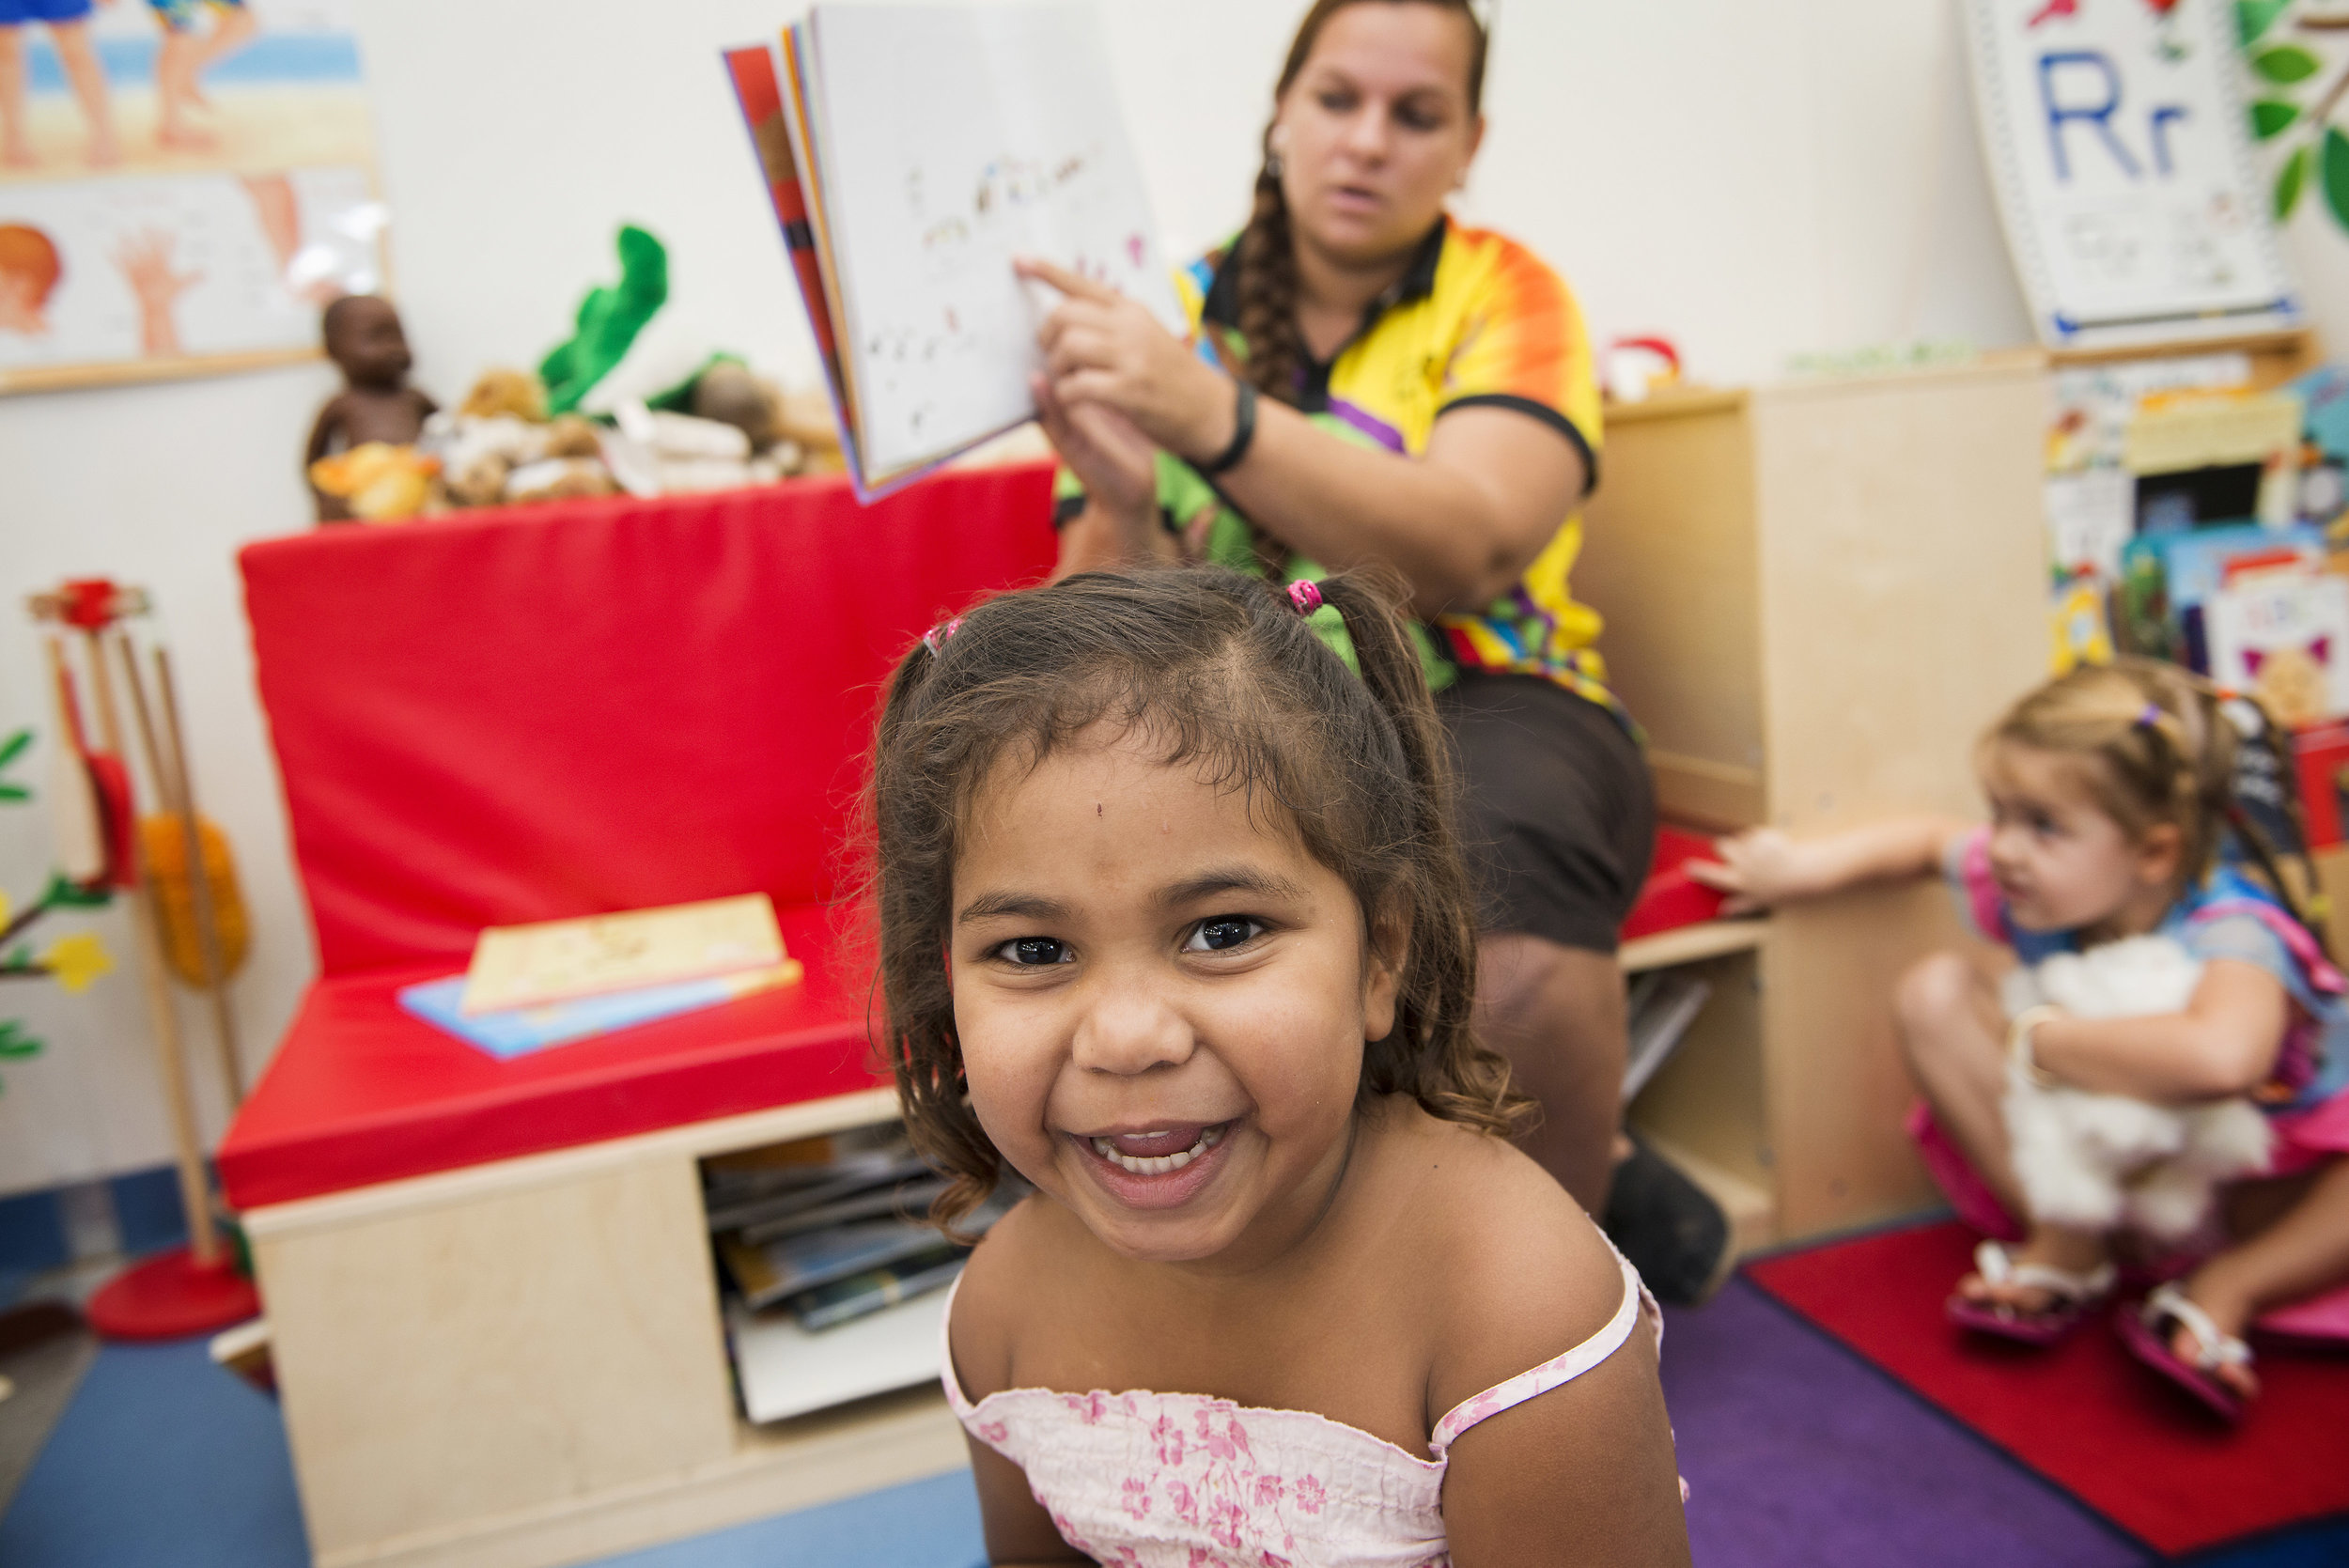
[244,1088,962,1568]
[1579,363,2052,1248]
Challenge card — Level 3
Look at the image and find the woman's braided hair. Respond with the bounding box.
[868,566,1531,1233]
[1230,0,1489,405]
[1984,657,2324,943]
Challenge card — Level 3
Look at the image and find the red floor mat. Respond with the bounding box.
[1745,1220,2349,1557]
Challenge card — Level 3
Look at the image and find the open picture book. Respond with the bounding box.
[725,3,1182,498]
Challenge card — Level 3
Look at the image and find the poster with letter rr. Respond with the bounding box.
[0,0,385,394]
[1965,0,2297,350]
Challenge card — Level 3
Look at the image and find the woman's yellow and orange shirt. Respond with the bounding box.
[1053,217,1618,718]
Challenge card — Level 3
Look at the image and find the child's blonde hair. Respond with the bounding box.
[1983,658,2236,892]
[1983,659,2328,954]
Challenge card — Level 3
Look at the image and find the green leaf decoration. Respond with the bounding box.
[2238,0,2292,48]
[0,1024,43,1060]
[4,945,29,970]
[2281,143,2312,220]
[2254,43,2324,84]
[0,785,27,803]
[0,728,28,771]
[2253,99,2300,139]
[2326,127,2349,230]
[40,873,111,909]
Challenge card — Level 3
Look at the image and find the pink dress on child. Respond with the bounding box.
[942,1248,1659,1568]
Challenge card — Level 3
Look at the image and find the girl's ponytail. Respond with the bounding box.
[1310,572,1529,1135]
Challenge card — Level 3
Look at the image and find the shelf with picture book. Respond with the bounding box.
[699,1122,1018,1428]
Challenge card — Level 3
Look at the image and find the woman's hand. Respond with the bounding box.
[1016,256,1236,463]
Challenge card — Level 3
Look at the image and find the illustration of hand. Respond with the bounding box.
[114,229,201,357]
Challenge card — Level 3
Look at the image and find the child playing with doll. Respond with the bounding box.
[1694,659,2349,1421]
[873,567,1689,1566]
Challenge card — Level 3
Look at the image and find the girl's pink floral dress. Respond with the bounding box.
[942,1250,1658,1567]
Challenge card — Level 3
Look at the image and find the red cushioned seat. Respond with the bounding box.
[219,465,1057,1209]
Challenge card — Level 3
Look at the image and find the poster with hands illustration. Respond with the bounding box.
[0,0,383,392]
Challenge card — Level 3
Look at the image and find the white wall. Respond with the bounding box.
[0,0,2232,1193]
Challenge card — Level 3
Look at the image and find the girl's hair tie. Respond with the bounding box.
[2135,702,2165,731]
[923,616,962,656]
[1286,580,1324,616]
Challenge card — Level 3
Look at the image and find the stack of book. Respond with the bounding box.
[398,893,803,1060]
[708,1128,1019,1424]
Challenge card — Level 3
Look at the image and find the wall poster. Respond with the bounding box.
[0,0,385,394]
[1966,0,2299,350]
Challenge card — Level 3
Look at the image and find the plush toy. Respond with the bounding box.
[459,366,549,423]
[539,225,669,415]
[308,442,441,523]
[2001,935,2272,1242]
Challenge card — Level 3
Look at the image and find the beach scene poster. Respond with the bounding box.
[0,0,385,392]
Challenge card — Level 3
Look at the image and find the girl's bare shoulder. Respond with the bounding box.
[944,1188,1081,1403]
[1368,1104,1635,1416]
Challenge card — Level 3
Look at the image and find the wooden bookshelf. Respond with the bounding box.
[1582,362,2051,1249]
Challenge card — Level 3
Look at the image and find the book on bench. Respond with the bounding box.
[724,2,1181,499]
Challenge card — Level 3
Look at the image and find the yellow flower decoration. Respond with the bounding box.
[0,889,10,927]
[41,932,113,995]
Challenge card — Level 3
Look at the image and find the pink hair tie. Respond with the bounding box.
[1286,580,1324,616]
[923,616,962,656]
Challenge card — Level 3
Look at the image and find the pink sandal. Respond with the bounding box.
[1946,1239,2116,1345]
[2118,1282,2251,1423]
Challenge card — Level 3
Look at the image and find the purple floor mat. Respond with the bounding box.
[1660,1280,2147,1568]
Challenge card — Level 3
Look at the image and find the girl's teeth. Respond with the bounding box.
[1090,1126,1221,1175]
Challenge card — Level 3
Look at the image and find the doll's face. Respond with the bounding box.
[948,725,1399,1272]
[1272,4,1484,267]
[325,296,412,387]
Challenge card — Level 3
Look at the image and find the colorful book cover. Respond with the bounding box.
[2295,720,2349,850]
[788,1248,967,1332]
[720,1217,952,1311]
[2206,573,2349,730]
[398,962,801,1061]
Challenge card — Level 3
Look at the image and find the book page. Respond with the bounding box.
[806,3,1180,478]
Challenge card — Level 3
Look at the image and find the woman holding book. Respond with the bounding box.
[1022,0,1720,1290]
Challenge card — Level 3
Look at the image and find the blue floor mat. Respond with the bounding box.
[0,1339,307,1568]
[0,1334,987,1568]
[594,1468,983,1567]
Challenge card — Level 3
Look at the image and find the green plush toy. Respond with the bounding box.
[539,225,671,415]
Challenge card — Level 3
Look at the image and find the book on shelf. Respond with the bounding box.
[703,1142,937,1234]
[787,1248,970,1332]
[720,1217,957,1311]
[726,1287,950,1425]
[723,3,1180,499]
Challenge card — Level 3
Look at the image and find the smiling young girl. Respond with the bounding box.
[1696,660,2349,1421]
[871,567,1688,1566]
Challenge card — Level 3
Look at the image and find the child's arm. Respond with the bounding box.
[966,1439,1089,1565]
[1688,816,1973,913]
[2027,959,2290,1101]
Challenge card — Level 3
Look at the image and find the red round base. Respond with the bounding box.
[86,1249,258,1342]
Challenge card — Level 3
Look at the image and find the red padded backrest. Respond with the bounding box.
[241,465,1057,976]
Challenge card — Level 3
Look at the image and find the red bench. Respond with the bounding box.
[219,463,1059,1209]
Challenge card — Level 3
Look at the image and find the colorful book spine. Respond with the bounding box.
[723,42,865,484]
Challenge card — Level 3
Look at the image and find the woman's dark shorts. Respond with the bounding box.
[1438,670,1656,955]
